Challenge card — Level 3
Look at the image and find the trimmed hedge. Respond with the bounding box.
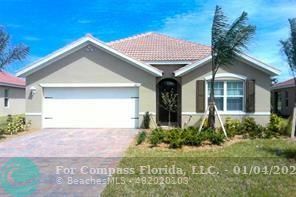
[148,127,225,148]
[225,114,288,139]
[146,114,288,149]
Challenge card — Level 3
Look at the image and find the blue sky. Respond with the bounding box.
[1,0,295,81]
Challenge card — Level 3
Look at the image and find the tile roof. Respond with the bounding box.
[0,71,25,87]
[108,32,211,61]
[273,78,296,88]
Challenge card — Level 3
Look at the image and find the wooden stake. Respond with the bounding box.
[198,105,228,138]
[198,106,209,132]
[214,105,227,138]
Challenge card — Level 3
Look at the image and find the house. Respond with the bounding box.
[271,78,296,117]
[0,71,25,116]
[16,33,280,129]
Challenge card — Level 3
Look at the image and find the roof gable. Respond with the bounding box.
[16,35,163,77]
[108,32,211,62]
[174,53,280,77]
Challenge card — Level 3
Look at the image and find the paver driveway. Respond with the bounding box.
[0,129,137,196]
[0,128,137,157]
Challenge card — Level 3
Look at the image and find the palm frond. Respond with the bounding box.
[288,18,296,72]
[212,10,255,67]
[281,18,296,76]
[0,28,10,53]
[0,44,29,68]
[211,6,227,51]
[289,18,296,53]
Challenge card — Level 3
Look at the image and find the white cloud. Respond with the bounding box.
[157,0,296,81]
[160,12,211,45]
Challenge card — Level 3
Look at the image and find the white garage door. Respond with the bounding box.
[43,87,139,128]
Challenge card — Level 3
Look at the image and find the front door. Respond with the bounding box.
[157,78,180,126]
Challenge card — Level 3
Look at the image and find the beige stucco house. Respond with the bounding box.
[0,71,25,116]
[271,78,295,117]
[16,33,280,129]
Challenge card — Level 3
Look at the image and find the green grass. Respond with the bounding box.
[102,138,296,196]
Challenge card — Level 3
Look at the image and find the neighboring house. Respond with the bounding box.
[0,71,25,116]
[16,33,280,129]
[271,78,296,117]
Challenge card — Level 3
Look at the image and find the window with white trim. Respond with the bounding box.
[207,81,244,111]
[4,89,9,108]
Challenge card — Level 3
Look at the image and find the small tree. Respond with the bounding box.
[161,89,178,127]
[143,111,151,129]
[208,6,255,129]
[0,27,29,70]
[280,18,296,138]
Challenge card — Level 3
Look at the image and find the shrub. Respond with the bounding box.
[268,114,290,136]
[6,115,29,135]
[224,117,241,137]
[149,128,165,146]
[202,128,225,145]
[240,117,258,137]
[248,124,264,139]
[7,115,13,123]
[167,128,183,148]
[0,127,4,136]
[0,119,6,135]
[143,112,150,129]
[136,131,147,145]
[182,127,202,146]
[268,114,281,132]
[263,126,277,139]
[240,117,274,139]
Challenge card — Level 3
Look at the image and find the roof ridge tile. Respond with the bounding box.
[108,32,154,45]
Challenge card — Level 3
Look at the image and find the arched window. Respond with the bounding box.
[205,73,246,112]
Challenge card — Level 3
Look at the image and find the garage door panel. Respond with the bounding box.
[43,87,138,128]
[44,87,137,99]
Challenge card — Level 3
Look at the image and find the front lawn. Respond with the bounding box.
[102,138,296,196]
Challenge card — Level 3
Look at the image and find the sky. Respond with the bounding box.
[0,0,295,81]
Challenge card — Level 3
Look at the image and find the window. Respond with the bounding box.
[285,91,289,107]
[207,81,244,111]
[208,82,224,110]
[227,81,243,111]
[4,89,9,107]
[277,92,282,111]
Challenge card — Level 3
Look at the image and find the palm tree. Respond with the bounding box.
[0,27,29,70]
[281,18,296,88]
[280,18,296,138]
[208,6,256,129]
